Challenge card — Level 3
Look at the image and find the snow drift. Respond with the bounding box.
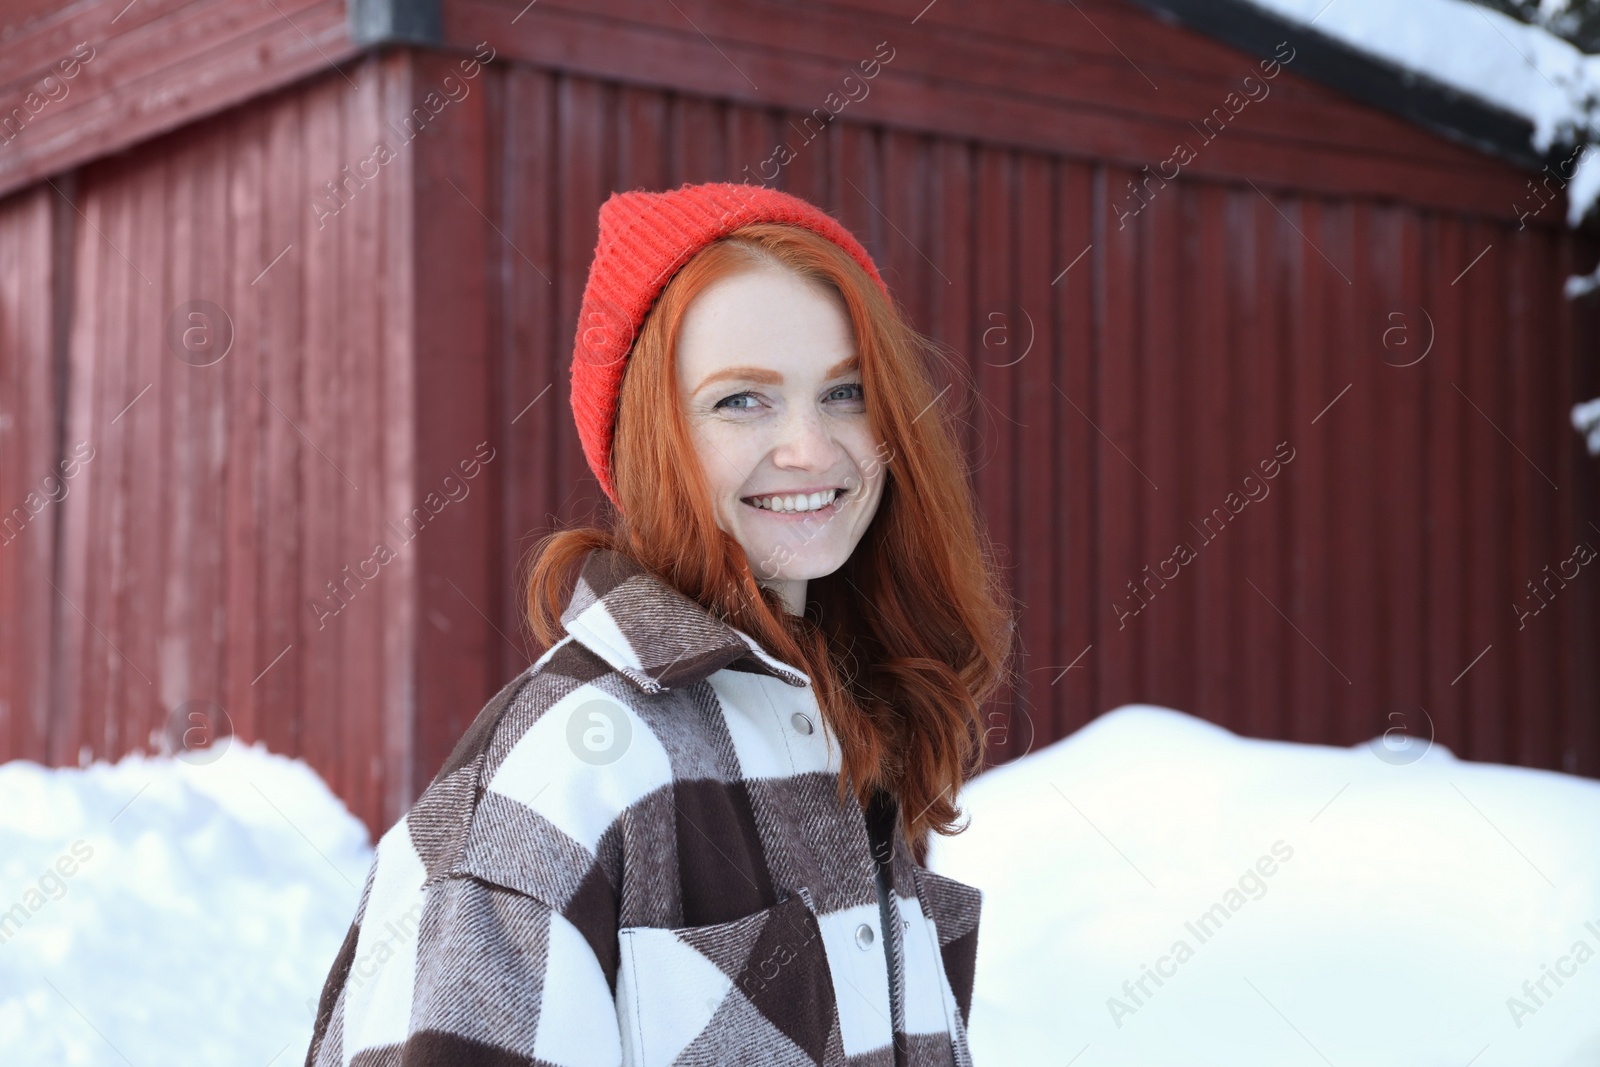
[930,704,1600,1066]
[0,740,370,1065]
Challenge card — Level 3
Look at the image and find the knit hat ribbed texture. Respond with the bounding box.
[570,181,889,510]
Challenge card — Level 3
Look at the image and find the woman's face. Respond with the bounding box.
[677,265,887,610]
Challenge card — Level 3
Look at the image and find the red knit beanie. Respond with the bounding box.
[570,181,890,510]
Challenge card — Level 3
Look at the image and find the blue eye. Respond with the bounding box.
[713,382,863,411]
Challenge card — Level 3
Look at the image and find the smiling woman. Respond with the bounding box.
[570,202,1018,860]
[304,182,1017,1067]
[674,260,888,614]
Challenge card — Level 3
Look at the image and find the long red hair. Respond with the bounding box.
[523,222,1017,862]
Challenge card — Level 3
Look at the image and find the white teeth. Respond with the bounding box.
[745,488,842,513]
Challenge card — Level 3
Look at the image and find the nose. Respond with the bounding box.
[770,405,840,472]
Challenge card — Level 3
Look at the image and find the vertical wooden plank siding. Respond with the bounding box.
[1,46,1598,842]
[1055,161,1098,745]
[409,49,499,805]
[223,105,266,758]
[1014,152,1056,759]
[1099,163,1143,715]
[0,52,432,835]
[1426,213,1469,756]
[1289,196,1333,744]
[971,146,1016,755]
[0,188,57,763]
[496,64,558,666]
[1189,182,1232,728]
[1138,163,1185,720]
[472,67,1600,796]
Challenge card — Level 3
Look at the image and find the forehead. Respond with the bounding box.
[676,267,857,383]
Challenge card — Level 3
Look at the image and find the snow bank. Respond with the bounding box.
[0,740,371,1066]
[928,705,1600,1066]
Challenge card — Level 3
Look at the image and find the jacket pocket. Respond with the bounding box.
[615,889,839,1067]
[908,865,983,1030]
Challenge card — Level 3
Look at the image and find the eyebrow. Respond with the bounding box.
[694,356,859,394]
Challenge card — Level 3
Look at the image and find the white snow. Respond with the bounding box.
[1563,139,1600,224]
[1243,0,1600,225]
[1246,0,1600,152]
[929,704,1600,1066]
[6,706,1599,1065]
[1573,395,1600,453]
[0,740,371,1066]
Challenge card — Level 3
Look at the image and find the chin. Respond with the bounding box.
[752,544,852,580]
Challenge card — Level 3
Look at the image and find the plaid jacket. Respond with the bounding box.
[303,546,983,1067]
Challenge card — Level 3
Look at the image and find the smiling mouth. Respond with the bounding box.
[740,486,849,515]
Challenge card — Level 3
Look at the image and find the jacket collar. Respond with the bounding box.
[559,548,810,694]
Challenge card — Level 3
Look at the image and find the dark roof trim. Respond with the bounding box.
[1127,0,1553,172]
[348,0,443,47]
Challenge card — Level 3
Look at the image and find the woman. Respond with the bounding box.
[304,182,1016,1067]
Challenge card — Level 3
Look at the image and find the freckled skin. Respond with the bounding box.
[676,267,887,615]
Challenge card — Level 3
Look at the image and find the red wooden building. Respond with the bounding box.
[1,0,1596,840]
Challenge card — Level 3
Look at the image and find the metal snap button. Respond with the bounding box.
[855,922,875,949]
[791,711,814,735]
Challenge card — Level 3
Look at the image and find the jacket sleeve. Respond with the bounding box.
[304,823,623,1067]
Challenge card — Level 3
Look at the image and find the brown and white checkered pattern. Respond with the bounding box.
[303,547,982,1067]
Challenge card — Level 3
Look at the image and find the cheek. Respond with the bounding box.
[842,431,887,485]
[690,422,755,492]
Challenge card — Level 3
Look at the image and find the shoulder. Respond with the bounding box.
[394,632,690,905]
